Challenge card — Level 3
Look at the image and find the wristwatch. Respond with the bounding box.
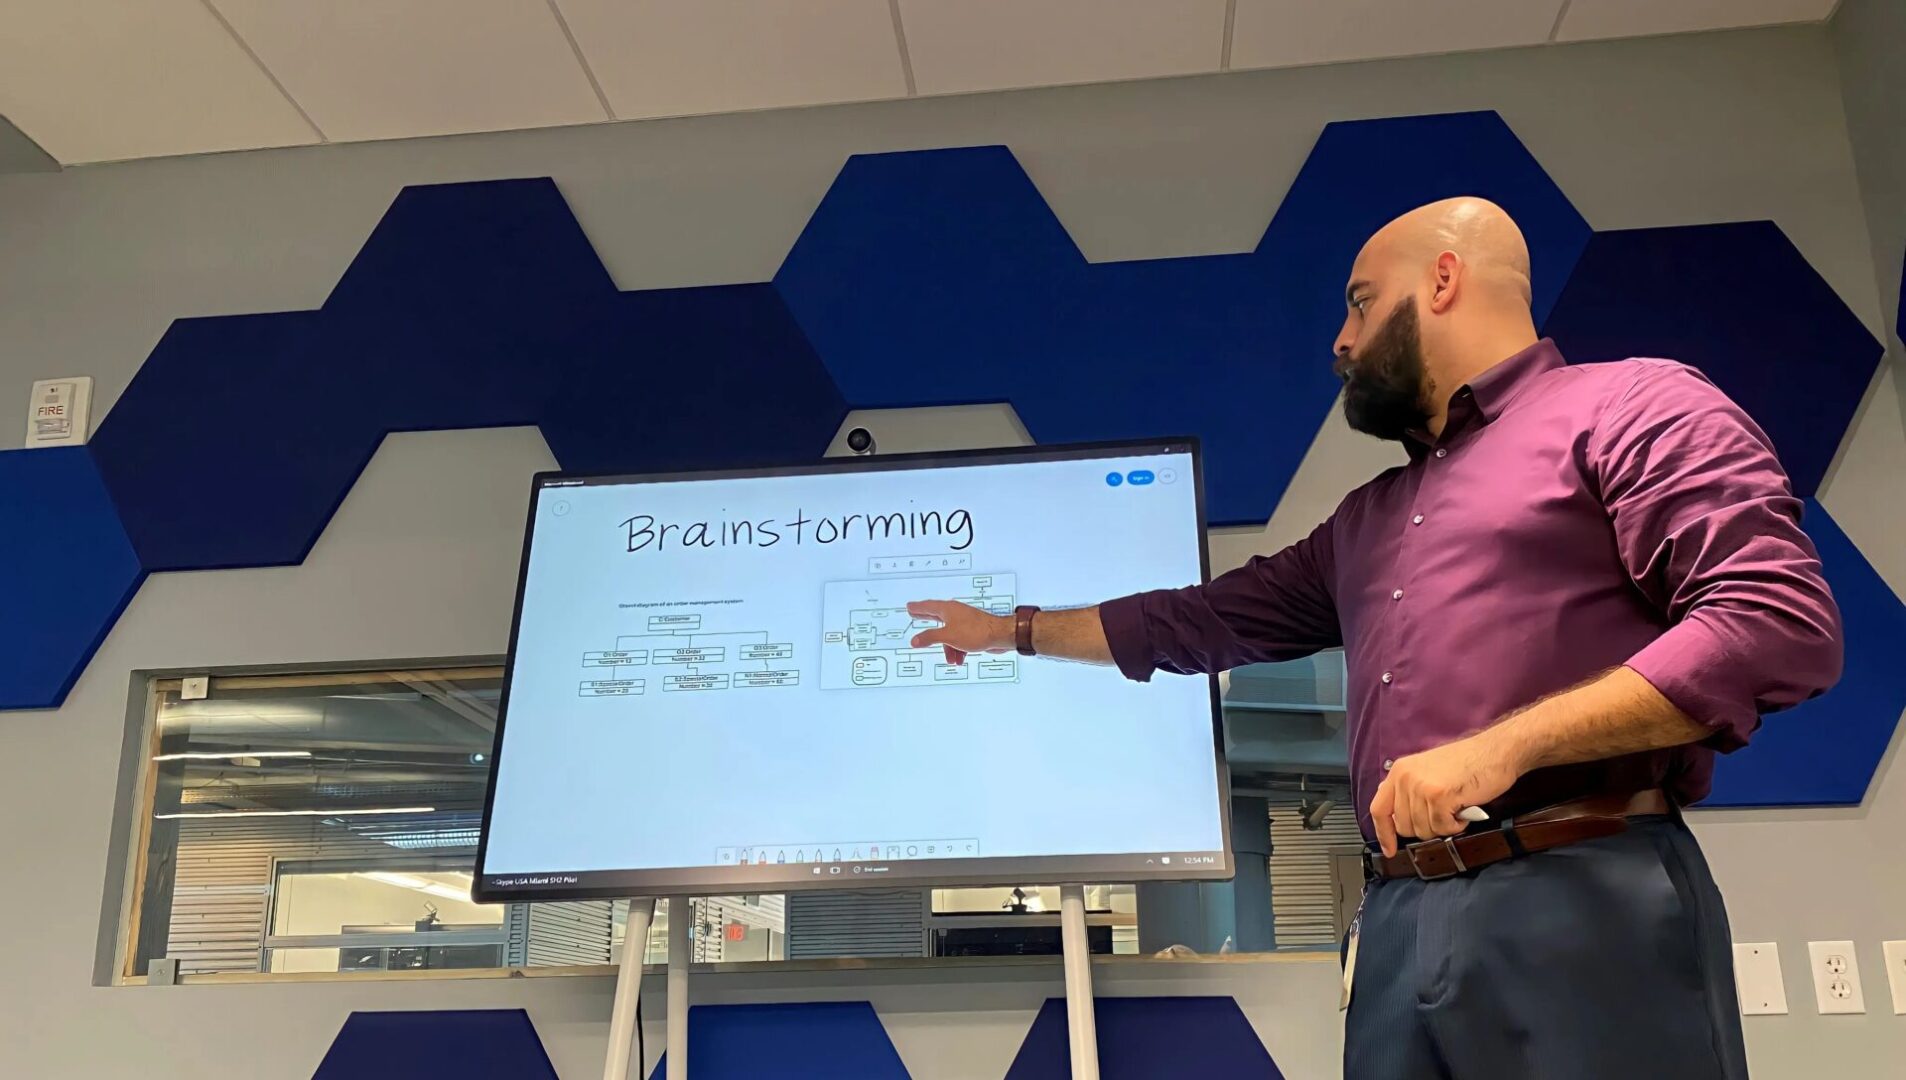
[1014,605,1041,656]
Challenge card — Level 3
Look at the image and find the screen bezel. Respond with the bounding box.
[472,437,1232,903]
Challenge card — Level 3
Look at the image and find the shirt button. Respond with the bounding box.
[1434,448,1448,459]
[1412,514,1424,525]
[1391,589,1404,600]
[1383,759,1395,770]
[1381,671,1394,684]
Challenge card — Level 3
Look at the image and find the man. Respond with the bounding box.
[907,198,1842,1079]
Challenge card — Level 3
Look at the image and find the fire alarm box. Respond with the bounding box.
[24,376,93,448]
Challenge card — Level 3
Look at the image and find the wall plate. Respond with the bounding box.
[1732,942,1788,1015]
[1883,941,1906,1015]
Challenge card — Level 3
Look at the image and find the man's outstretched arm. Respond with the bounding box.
[906,602,1112,666]
[908,517,1345,679]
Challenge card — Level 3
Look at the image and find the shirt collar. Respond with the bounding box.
[1402,339,1565,460]
[1465,338,1566,423]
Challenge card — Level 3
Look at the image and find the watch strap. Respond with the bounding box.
[1014,605,1040,656]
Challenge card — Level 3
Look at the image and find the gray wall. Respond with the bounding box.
[0,23,1901,1079]
[1822,0,1906,601]
[1711,6,1906,1075]
[1828,0,1906,586]
[1834,0,1906,354]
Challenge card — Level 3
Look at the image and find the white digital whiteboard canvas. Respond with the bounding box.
[474,440,1231,901]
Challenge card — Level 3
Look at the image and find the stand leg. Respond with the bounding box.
[1060,884,1101,1080]
[668,898,691,1080]
[604,898,656,1080]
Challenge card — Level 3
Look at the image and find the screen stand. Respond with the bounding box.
[667,899,691,1080]
[603,898,656,1080]
[1059,884,1102,1080]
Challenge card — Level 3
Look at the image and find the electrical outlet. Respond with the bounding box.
[1883,941,1906,1015]
[1807,940,1866,1014]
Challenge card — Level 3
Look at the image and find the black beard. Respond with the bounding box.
[1339,297,1432,441]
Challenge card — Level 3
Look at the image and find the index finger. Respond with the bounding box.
[1370,778,1399,859]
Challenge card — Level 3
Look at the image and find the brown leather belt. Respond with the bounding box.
[1367,789,1673,881]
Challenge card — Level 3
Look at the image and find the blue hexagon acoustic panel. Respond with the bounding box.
[648,1002,912,1080]
[88,310,372,572]
[774,111,1590,527]
[0,447,144,710]
[87,180,846,573]
[1002,996,1284,1080]
[312,1009,559,1079]
[2,110,1901,809]
[1543,222,1882,497]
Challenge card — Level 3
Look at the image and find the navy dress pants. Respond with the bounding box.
[1343,816,1750,1080]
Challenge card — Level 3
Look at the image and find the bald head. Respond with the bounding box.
[1362,197,1532,308]
[1332,197,1543,441]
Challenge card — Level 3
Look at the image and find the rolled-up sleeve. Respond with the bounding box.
[1593,361,1844,750]
[1099,517,1344,682]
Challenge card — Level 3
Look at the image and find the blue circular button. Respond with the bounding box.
[1105,472,1124,487]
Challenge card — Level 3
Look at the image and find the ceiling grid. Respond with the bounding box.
[0,1,1843,165]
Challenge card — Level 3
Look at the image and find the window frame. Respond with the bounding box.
[114,664,528,986]
[110,660,1336,985]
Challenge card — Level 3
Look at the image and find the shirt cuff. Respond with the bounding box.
[1098,593,1160,683]
[1623,622,1759,753]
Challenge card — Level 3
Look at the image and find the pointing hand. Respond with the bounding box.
[906,600,1013,666]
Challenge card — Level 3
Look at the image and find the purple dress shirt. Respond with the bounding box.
[1100,340,1843,838]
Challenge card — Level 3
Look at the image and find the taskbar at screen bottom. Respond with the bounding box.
[474,850,1232,902]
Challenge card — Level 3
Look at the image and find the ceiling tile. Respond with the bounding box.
[208,0,607,142]
[1230,1,1564,71]
[1556,0,1838,42]
[0,0,318,164]
[555,0,907,120]
[897,0,1229,96]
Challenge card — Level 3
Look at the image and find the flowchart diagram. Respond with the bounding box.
[576,612,800,698]
[819,572,1019,690]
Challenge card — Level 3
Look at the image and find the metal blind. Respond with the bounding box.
[689,895,787,962]
[505,903,531,965]
[520,901,615,966]
[785,889,924,959]
[1268,798,1365,946]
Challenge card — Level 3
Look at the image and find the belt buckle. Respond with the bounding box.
[1405,837,1467,880]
